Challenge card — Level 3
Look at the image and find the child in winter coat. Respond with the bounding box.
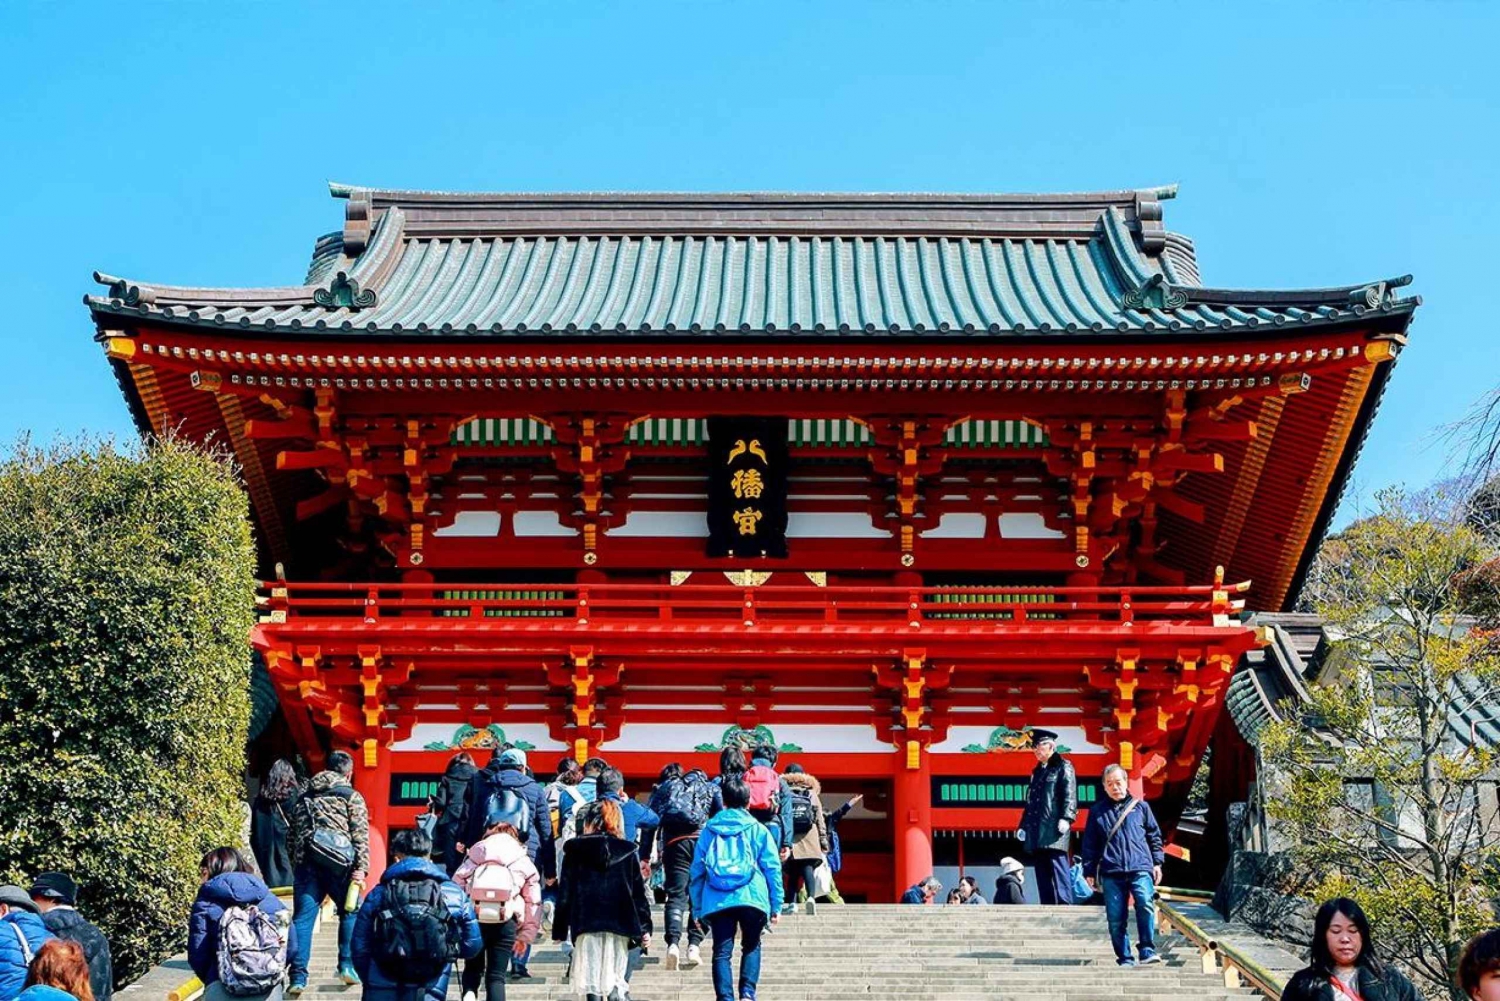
[452,797,543,1001]
[552,800,652,1001]
[187,849,293,1001]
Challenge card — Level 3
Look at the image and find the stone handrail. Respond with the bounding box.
[1157,892,1288,999]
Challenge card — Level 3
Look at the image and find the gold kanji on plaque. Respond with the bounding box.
[727,439,768,465]
[730,468,765,499]
[732,508,763,535]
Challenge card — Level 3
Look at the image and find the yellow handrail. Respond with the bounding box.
[1157,898,1287,999]
[164,978,203,1001]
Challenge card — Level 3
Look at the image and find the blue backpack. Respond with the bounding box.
[703,828,756,891]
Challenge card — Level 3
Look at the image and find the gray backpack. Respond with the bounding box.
[217,904,289,996]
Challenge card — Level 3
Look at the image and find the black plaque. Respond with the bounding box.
[706,417,789,558]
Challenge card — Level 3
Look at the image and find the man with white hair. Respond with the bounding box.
[1016,728,1077,906]
[899,876,942,904]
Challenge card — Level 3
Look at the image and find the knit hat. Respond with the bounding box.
[999,857,1025,877]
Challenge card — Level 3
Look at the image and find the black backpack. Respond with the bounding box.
[301,786,357,875]
[789,787,817,837]
[371,875,453,984]
[659,773,712,828]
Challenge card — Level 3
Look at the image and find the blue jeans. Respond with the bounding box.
[288,864,356,980]
[707,906,766,1001]
[1101,872,1157,962]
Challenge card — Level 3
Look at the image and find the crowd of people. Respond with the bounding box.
[3,735,1500,1001]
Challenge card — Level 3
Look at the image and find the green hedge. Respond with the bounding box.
[0,437,258,985]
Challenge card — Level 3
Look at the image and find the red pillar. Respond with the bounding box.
[353,743,393,884]
[891,746,933,900]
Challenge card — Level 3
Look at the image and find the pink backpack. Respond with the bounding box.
[468,858,524,924]
[744,765,781,818]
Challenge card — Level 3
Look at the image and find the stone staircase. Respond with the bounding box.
[297,903,1265,1000]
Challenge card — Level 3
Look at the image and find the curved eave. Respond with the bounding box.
[1282,347,1399,610]
[86,292,1417,343]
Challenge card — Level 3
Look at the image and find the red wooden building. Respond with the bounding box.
[88,184,1416,900]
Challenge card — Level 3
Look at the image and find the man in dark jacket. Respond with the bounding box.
[0,886,54,1001]
[29,874,112,1001]
[899,877,941,904]
[1016,729,1077,906]
[351,828,482,1001]
[287,750,370,994]
[461,748,554,877]
[1080,763,1164,966]
[460,747,552,980]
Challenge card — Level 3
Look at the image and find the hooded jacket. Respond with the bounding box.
[552,833,652,943]
[461,762,554,879]
[39,907,112,1001]
[289,770,371,874]
[1019,752,1077,853]
[0,911,54,1001]
[351,857,481,1001]
[688,809,783,922]
[451,832,542,945]
[187,872,291,986]
[781,773,829,862]
[1079,796,1164,877]
[430,757,477,873]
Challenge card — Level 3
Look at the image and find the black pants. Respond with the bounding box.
[663,834,705,948]
[784,857,819,902]
[461,918,518,1001]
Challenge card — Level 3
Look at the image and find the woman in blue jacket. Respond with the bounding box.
[690,776,782,1001]
[188,849,293,1001]
[1079,765,1164,967]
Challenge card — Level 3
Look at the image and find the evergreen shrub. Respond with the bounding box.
[0,436,257,984]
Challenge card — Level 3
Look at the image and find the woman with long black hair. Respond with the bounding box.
[1281,898,1422,1001]
[250,760,300,889]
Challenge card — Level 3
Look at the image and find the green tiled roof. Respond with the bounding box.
[87,186,1418,340]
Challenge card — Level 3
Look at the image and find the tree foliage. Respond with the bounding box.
[1262,488,1500,1000]
[0,437,258,985]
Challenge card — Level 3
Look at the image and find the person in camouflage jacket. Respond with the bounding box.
[286,752,370,995]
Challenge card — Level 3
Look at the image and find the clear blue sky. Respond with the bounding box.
[2,1,1494,525]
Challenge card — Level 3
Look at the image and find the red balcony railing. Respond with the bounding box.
[258,580,1248,630]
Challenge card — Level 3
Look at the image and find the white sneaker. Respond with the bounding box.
[541,898,555,932]
[684,944,702,968]
[462,993,477,1001]
[664,944,680,970]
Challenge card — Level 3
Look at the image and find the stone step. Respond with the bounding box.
[290,905,1266,1000]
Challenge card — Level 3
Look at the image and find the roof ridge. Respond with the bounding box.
[328,180,1181,206]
